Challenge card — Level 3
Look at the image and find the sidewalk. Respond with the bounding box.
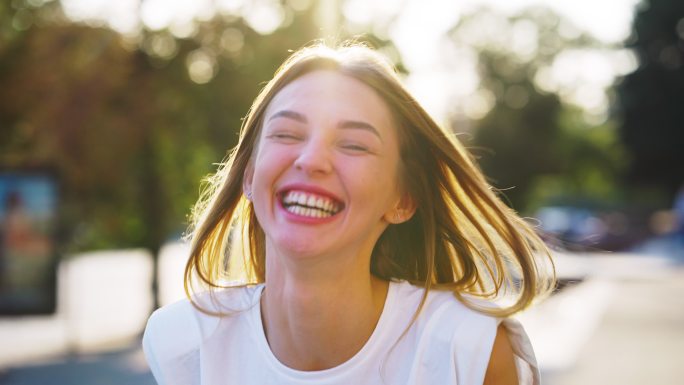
[1,245,682,384]
[542,264,684,385]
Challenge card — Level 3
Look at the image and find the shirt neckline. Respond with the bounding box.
[249,280,399,380]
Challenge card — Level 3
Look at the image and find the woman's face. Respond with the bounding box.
[244,70,408,261]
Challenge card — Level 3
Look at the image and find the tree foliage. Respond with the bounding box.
[0,1,321,253]
[616,0,684,199]
[0,0,400,258]
[447,7,626,211]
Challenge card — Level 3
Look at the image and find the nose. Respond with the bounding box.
[294,140,333,176]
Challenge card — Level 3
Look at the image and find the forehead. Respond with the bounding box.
[264,70,395,129]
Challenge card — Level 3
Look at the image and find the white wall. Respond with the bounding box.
[0,248,157,369]
[158,242,190,307]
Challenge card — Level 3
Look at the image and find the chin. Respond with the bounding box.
[269,234,326,259]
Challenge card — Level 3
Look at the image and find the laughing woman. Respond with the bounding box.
[143,43,555,385]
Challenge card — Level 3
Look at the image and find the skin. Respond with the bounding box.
[244,70,518,381]
[244,70,412,370]
[484,325,519,385]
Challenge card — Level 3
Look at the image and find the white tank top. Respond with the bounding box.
[143,280,540,385]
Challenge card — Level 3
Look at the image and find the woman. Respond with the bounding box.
[143,42,555,385]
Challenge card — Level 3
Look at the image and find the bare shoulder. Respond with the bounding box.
[483,324,518,385]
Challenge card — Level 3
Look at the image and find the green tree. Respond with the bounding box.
[0,1,323,308]
[616,0,684,200]
[0,0,403,307]
[447,7,626,211]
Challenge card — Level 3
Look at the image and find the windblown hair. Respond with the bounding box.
[185,41,555,317]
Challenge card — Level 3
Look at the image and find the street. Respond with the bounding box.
[1,238,683,385]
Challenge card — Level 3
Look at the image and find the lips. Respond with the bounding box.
[279,189,344,218]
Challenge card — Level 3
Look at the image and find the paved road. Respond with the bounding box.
[1,236,682,385]
[543,264,684,385]
[0,343,155,385]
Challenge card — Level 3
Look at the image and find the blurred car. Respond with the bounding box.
[535,205,653,252]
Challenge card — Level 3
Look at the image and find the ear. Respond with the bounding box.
[384,193,416,224]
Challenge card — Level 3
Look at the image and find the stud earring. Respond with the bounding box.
[394,211,402,223]
[246,191,252,201]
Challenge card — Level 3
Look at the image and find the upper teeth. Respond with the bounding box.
[282,190,341,214]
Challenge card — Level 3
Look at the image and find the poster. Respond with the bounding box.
[0,170,58,315]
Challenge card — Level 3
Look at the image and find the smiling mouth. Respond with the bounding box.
[279,190,344,218]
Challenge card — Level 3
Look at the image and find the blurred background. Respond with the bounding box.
[0,0,683,384]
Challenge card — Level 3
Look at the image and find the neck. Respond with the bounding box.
[260,244,389,371]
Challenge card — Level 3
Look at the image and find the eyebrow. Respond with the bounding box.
[268,110,307,123]
[267,109,383,141]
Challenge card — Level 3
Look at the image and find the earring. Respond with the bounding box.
[394,211,402,223]
[246,191,252,201]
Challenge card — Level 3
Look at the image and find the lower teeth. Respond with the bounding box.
[287,205,332,218]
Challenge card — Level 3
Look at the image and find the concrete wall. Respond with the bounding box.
[0,245,189,369]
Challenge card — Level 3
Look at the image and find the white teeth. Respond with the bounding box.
[285,202,333,218]
[282,190,341,215]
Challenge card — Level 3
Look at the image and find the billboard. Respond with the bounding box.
[0,170,58,315]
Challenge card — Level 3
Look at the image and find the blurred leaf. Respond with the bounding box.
[447,6,627,212]
[0,1,402,254]
[616,0,684,200]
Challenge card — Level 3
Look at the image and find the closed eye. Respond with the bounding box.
[272,133,298,139]
[342,144,368,151]
[339,141,374,154]
[266,132,303,142]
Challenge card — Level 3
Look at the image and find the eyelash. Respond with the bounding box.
[266,131,372,154]
[340,143,369,152]
[267,132,301,141]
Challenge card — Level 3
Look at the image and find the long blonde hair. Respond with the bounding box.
[184,42,555,317]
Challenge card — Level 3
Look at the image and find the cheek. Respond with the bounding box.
[250,148,299,212]
[349,162,400,199]
[252,145,290,179]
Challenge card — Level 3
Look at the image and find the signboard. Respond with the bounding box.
[0,170,58,315]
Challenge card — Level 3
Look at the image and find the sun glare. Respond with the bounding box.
[57,0,640,121]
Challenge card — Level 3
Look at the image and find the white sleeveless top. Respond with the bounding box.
[143,280,540,385]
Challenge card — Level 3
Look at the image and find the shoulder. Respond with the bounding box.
[420,289,540,384]
[391,281,500,354]
[483,324,519,385]
[393,282,541,384]
[143,298,204,357]
[142,298,204,385]
[425,288,500,351]
[394,281,499,334]
[142,285,263,384]
[144,284,262,348]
